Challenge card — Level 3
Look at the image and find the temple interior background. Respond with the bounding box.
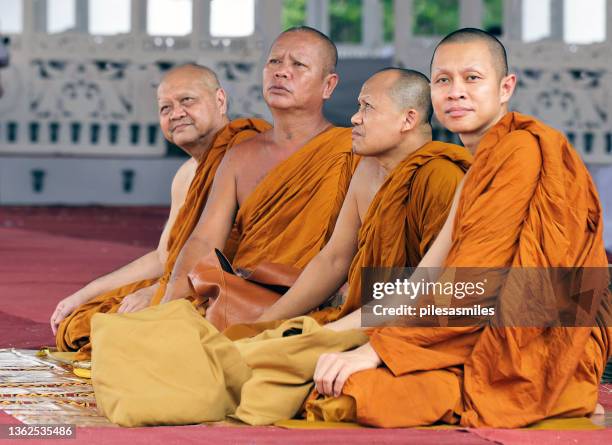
[0,0,611,251]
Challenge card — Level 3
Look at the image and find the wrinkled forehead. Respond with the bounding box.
[157,73,211,100]
[269,32,322,58]
[358,80,376,99]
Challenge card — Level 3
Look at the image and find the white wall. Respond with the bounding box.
[0,157,183,205]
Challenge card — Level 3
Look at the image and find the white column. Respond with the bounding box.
[24,0,47,34]
[550,0,564,40]
[393,0,413,59]
[607,0,612,42]
[503,0,523,41]
[460,0,484,28]
[306,0,330,35]
[131,0,148,35]
[363,0,383,49]
[256,0,282,52]
[22,0,46,50]
[74,0,89,33]
[192,0,211,48]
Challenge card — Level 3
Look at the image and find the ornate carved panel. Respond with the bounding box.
[0,32,266,156]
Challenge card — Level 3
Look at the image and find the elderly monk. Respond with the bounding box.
[158,27,355,304]
[52,64,270,357]
[255,68,471,324]
[309,28,611,428]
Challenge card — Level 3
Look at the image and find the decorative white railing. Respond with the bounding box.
[2,0,610,162]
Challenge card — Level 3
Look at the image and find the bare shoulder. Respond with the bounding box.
[171,158,198,197]
[352,157,385,217]
[223,131,268,168]
[351,157,382,193]
[351,157,378,184]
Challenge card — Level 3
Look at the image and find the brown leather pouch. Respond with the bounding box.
[188,249,301,330]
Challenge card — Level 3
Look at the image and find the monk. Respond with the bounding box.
[256,68,471,324]
[158,27,356,304]
[51,64,270,357]
[310,28,611,428]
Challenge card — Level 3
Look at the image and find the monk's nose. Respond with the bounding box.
[274,64,289,79]
[448,82,467,100]
[275,71,288,79]
[170,105,187,120]
[350,110,362,126]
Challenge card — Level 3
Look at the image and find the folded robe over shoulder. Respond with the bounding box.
[56,118,271,359]
[310,140,472,324]
[223,126,356,271]
[316,112,612,428]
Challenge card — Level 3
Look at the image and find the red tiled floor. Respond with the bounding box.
[0,206,167,248]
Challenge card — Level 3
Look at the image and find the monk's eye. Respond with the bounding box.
[466,75,481,81]
[159,105,170,115]
[358,102,372,113]
[181,97,195,105]
[435,77,449,84]
[293,61,306,67]
[268,58,280,64]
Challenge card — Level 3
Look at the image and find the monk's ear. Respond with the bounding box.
[322,73,339,100]
[401,109,419,132]
[499,73,516,106]
[215,88,228,115]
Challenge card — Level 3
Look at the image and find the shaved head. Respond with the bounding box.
[156,62,228,152]
[276,26,338,75]
[160,63,221,93]
[378,68,433,126]
[432,27,508,79]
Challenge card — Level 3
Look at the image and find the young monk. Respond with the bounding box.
[158,27,356,304]
[256,68,471,324]
[310,28,612,428]
[52,64,270,358]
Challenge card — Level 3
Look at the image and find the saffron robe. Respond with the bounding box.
[154,127,356,314]
[310,141,472,324]
[223,126,356,271]
[56,118,271,358]
[313,112,612,428]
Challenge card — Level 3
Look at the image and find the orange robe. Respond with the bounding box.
[224,126,357,270]
[311,141,472,324]
[56,118,271,358]
[321,112,612,428]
